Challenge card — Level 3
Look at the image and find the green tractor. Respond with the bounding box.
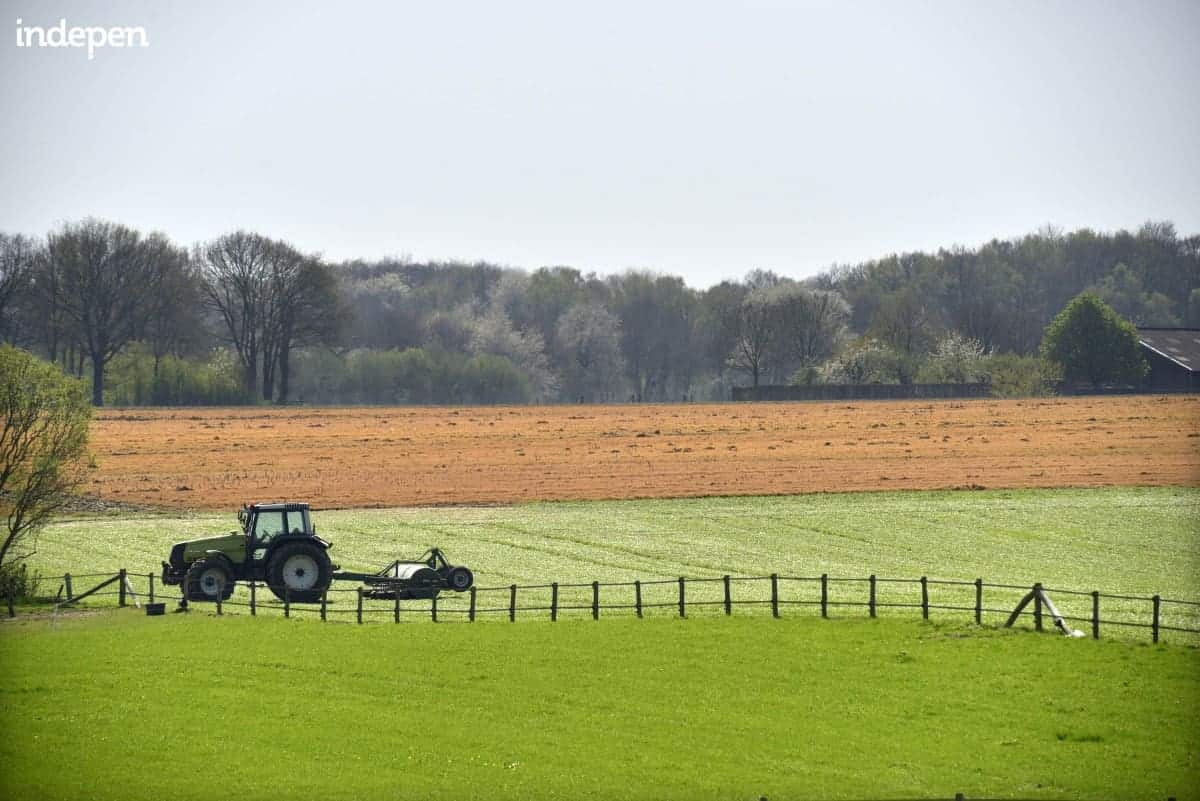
[162,502,475,605]
[162,502,333,603]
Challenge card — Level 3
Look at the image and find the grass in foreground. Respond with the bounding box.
[0,611,1196,800]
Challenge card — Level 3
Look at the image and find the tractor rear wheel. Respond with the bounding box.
[266,542,332,603]
[184,557,235,602]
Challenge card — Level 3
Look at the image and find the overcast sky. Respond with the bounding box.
[2,0,1197,287]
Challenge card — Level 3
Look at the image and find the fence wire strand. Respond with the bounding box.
[12,569,1198,643]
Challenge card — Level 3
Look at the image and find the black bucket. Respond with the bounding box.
[145,602,166,616]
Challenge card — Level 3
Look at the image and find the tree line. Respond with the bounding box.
[1,219,1196,406]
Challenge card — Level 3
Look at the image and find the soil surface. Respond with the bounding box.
[85,396,1200,510]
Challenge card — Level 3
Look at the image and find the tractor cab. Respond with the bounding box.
[240,502,315,564]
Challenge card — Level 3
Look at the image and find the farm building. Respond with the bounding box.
[1137,328,1200,391]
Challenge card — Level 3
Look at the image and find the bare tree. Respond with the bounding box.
[195,231,273,399]
[0,233,39,344]
[144,253,205,376]
[728,290,776,387]
[259,240,307,402]
[48,219,179,405]
[273,256,345,404]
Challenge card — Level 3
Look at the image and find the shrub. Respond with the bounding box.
[0,563,42,600]
[983,353,1059,398]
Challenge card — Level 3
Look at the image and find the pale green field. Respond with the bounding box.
[20,487,1200,635]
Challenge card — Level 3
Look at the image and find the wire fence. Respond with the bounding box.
[12,568,1200,645]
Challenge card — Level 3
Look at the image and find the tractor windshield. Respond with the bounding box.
[253,510,287,544]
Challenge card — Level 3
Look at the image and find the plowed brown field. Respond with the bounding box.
[85,396,1200,510]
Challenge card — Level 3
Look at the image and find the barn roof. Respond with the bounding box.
[1138,328,1200,373]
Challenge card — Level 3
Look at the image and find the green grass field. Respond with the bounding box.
[1,612,1197,801]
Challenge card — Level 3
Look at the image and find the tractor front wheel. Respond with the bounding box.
[184,557,235,602]
[267,542,332,603]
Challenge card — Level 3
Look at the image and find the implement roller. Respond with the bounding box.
[334,548,474,600]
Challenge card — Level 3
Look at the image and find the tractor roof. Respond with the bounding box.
[248,502,311,512]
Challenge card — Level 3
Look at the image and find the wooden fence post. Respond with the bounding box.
[148,573,155,604]
[118,569,127,607]
[7,588,13,618]
[64,573,73,602]
[285,587,291,619]
[723,575,732,616]
[634,580,643,619]
[1033,583,1043,632]
[216,586,223,616]
[469,586,476,622]
[551,582,558,622]
[320,589,327,622]
[770,574,779,618]
[974,578,982,624]
[355,588,362,624]
[431,595,438,623]
[821,573,828,618]
[592,581,600,620]
[509,584,517,622]
[393,591,399,624]
[868,575,876,618]
[678,577,686,618]
[1152,595,1160,644]
[920,576,929,620]
[250,581,257,616]
[1091,591,1100,640]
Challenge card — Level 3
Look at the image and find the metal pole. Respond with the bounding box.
[868,575,876,618]
[469,586,477,622]
[723,575,731,616]
[770,574,779,618]
[551,582,558,622]
[1033,583,1043,632]
[677,577,686,618]
[821,573,828,618]
[592,581,600,621]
